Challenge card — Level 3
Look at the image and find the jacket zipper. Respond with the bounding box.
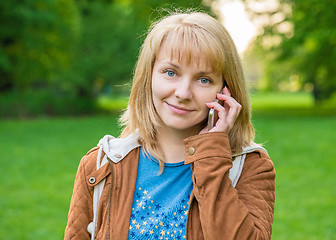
[105,162,114,240]
[186,190,195,240]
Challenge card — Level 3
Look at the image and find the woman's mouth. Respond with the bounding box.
[165,102,194,115]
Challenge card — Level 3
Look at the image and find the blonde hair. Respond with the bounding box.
[120,10,255,166]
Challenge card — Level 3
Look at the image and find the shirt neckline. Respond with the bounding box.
[139,147,185,167]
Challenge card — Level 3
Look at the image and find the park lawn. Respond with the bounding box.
[253,114,336,239]
[0,115,122,239]
[0,92,335,239]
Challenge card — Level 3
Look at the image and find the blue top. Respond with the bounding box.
[128,147,193,239]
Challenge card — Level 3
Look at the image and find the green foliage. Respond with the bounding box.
[0,0,80,90]
[57,0,210,95]
[243,0,336,103]
[0,0,209,117]
[0,89,94,118]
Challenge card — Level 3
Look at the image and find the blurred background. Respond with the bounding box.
[0,0,335,239]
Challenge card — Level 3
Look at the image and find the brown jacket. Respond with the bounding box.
[65,132,275,239]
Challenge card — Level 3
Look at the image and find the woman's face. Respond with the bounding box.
[151,44,223,133]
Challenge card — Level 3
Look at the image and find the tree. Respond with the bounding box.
[242,0,336,103]
[0,0,82,117]
[67,0,210,97]
[0,0,79,92]
[0,0,209,117]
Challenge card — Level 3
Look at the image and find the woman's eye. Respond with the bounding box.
[165,70,176,77]
[199,78,211,84]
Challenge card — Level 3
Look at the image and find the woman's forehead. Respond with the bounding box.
[157,40,218,73]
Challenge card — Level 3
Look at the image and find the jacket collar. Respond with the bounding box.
[97,130,141,164]
[97,130,267,163]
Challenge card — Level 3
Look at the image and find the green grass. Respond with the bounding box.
[0,91,335,239]
[0,115,122,239]
[253,115,336,240]
[251,91,314,109]
[97,95,129,112]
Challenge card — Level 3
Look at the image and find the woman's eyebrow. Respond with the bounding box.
[197,71,214,75]
[160,61,215,75]
[162,62,181,69]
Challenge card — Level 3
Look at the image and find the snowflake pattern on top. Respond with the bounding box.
[129,187,190,240]
[128,147,193,240]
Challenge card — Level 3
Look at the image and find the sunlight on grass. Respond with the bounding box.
[251,91,314,109]
[97,95,128,112]
[251,91,335,116]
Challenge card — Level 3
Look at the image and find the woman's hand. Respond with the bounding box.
[200,87,242,134]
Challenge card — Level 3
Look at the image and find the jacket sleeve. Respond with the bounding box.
[64,153,94,240]
[184,132,275,240]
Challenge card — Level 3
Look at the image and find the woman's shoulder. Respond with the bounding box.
[77,147,100,175]
[83,146,100,162]
[243,148,275,175]
[235,147,275,194]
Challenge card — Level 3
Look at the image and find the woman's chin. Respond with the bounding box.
[164,119,207,134]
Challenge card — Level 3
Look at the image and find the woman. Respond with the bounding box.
[65,10,275,240]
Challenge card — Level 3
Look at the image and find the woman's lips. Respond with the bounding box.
[165,102,194,115]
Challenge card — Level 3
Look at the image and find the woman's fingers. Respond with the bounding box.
[205,89,242,133]
[216,94,242,119]
[204,101,226,132]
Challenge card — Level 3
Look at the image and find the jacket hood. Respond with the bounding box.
[96,130,141,166]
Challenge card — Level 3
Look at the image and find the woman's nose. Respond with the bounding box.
[174,79,193,100]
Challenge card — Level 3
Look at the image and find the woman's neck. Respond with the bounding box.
[156,127,200,163]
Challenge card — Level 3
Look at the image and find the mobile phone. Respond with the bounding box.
[207,89,224,131]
